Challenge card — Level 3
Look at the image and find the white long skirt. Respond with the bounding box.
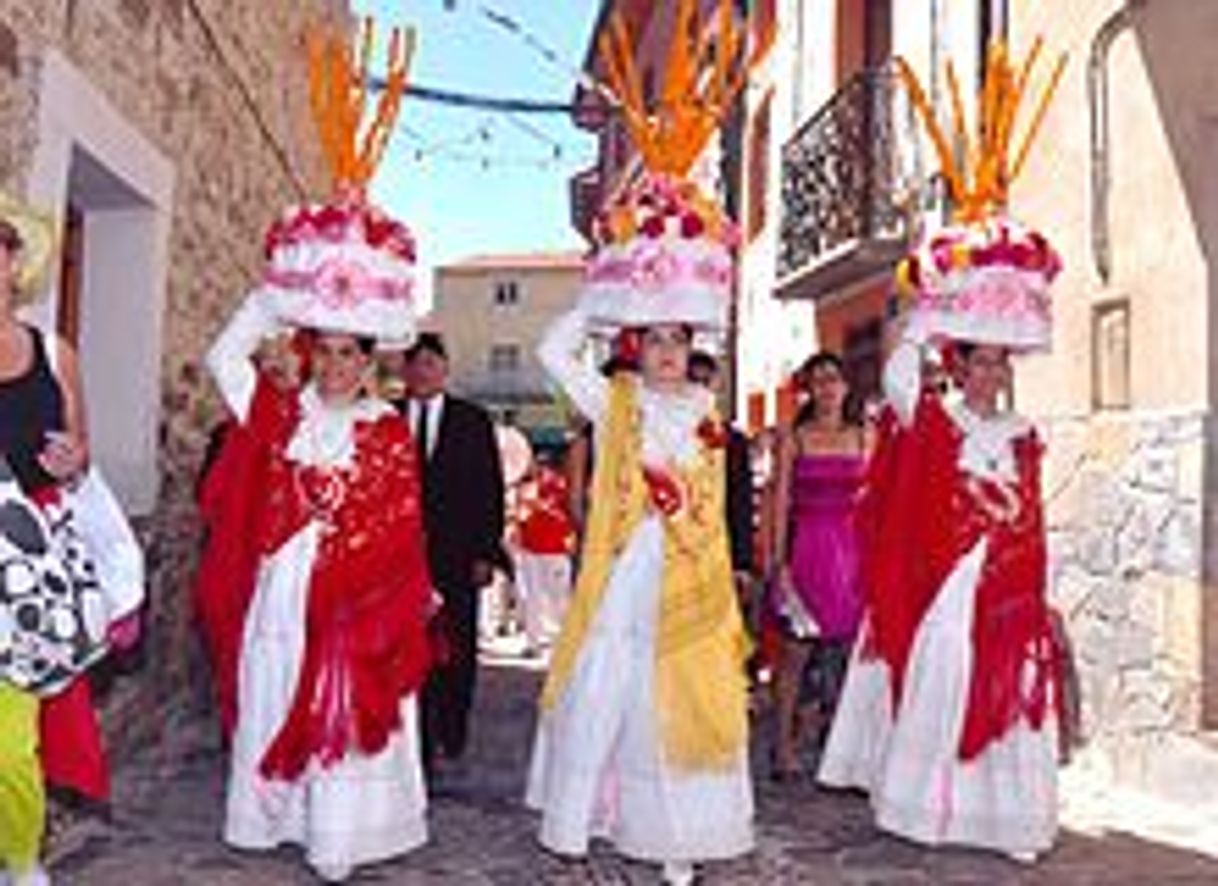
[515,551,572,649]
[818,541,1058,857]
[525,517,753,863]
[223,523,428,874]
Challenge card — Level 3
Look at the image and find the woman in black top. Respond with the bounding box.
[0,208,89,886]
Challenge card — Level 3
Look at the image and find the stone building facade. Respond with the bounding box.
[0,0,347,751]
[431,251,584,448]
[1009,0,1218,808]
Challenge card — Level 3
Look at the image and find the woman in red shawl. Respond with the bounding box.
[199,290,432,883]
[818,324,1062,861]
[818,42,1069,863]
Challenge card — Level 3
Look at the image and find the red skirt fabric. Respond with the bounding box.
[40,677,108,801]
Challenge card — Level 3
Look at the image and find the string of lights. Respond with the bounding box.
[394,118,593,170]
[377,2,700,172]
[444,1,620,107]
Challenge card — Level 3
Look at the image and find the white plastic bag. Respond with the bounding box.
[64,466,145,623]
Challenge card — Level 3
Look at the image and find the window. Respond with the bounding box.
[489,343,521,373]
[493,280,520,306]
[1092,299,1130,410]
[843,317,884,407]
[747,90,773,242]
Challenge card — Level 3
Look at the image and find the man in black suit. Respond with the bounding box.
[402,333,505,770]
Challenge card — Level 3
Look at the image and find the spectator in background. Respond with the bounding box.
[402,333,505,774]
[687,350,754,590]
[510,452,575,657]
[768,352,868,780]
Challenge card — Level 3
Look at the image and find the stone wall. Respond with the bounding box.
[0,0,347,753]
[1044,409,1214,799]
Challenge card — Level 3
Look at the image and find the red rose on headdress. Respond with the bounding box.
[641,216,666,239]
[613,328,642,363]
[680,213,705,239]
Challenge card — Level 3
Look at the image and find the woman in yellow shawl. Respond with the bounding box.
[524,172,753,886]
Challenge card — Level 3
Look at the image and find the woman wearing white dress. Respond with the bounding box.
[819,329,1062,861]
[526,307,753,885]
[820,41,1070,862]
[202,293,432,882]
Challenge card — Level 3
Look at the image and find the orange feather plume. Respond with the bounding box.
[895,38,1067,223]
[306,17,415,195]
[598,0,767,177]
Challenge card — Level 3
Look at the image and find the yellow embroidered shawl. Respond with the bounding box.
[541,377,748,770]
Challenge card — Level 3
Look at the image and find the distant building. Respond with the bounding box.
[431,251,585,449]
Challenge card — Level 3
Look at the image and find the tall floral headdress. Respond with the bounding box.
[894,39,1067,351]
[258,18,419,342]
[579,0,770,332]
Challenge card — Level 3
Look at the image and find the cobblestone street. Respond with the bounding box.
[51,658,1218,885]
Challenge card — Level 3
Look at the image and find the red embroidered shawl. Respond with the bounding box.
[195,377,432,778]
[859,392,1062,760]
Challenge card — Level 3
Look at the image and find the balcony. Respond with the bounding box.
[570,164,602,243]
[460,367,553,406]
[776,62,915,300]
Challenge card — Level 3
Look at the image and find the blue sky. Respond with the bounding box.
[352,0,601,277]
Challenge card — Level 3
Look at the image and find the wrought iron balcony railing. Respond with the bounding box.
[459,367,553,405]
[777,62,916,297]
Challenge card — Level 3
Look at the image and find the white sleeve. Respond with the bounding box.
[882,337,925,427]
[537,306,607,424]
[205,295,280,423]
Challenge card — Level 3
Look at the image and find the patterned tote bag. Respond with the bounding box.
[0,457,108,696]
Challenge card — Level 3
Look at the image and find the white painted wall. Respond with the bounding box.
[732,0,838,423]
[23,49,174,515]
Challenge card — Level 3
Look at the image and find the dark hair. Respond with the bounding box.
[687,349,718,378]
[637,323,693,343]
[793,350,857,428]
[599,354,637,376]
[406,332,447,361]
[795,350,846,386]
[955,342,978,362]
[303,328,376,356]
[0,219,22,255]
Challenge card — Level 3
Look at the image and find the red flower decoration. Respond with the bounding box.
[641,216,666,239]
[642,465,684,517]
[613,328,642,363]
[680,213,705,238]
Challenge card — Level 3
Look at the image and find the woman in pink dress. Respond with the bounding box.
[769,352,867,778]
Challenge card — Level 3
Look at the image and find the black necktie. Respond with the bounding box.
[416,400,430,466]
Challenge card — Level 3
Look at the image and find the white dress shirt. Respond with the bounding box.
[410,393,445,461]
